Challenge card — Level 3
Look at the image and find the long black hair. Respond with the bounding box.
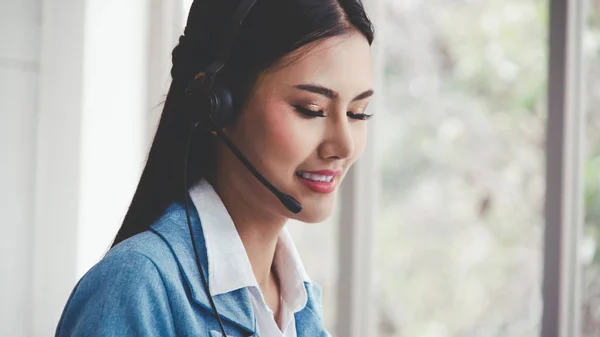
[111,0,375,248]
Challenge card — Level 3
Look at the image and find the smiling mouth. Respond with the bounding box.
[295,171,335,182]
[295,170,340,194]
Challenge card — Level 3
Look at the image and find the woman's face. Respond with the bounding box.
[219,31,373,223]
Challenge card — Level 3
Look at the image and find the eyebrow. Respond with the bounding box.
[293,84,374,102]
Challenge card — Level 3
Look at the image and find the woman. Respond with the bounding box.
[55,0,374,336]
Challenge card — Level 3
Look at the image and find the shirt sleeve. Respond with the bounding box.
[55,250,176,337]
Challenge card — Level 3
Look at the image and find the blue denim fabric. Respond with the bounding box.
[55,202,330,337]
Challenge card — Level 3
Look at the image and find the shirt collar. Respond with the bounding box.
[189,180,310,312]
[189,180,256,295]
[275,227,310,313]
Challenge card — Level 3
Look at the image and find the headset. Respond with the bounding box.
[181,1,303,335]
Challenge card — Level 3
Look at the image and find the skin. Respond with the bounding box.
[210,30,373,327]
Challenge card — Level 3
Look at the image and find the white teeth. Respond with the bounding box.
[297,171,334,182]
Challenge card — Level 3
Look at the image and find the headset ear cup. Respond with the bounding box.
[211,86,234,126]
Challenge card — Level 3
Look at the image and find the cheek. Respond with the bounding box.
[257,103,315,166]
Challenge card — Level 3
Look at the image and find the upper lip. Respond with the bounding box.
[297,169,342,177]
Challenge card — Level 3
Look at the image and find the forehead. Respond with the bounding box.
[258,32,373,98]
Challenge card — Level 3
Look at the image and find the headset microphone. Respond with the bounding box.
[184,68,303,214]
[210,129,303,214]
[204,114,303,214]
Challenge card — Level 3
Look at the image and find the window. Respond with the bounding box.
[373,0,547,335]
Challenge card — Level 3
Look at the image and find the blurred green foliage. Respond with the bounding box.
[374,0,600,336]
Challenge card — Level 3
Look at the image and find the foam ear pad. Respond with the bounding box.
[209,86,234,126]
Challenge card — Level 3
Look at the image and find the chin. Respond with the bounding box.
[291,199,335,223]
[294,212,330,224]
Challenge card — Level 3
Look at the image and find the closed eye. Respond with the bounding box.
[293,105,325,118]
[347,111,373,120]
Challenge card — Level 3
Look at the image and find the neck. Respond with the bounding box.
[210,175,288,289]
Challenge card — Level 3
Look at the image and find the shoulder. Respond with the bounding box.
[56,202,215,336]
[95,230,178,286]
[102,202,196,280]
[106,229,179,273]
[55,232,179,336]
[80,228,184,291]
[68,212,193,301]
[55,202,195,336]
[75,240,170,301]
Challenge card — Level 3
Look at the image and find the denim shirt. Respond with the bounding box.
[55,202,329,337]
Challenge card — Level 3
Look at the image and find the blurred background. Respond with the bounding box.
[1,0,599,336]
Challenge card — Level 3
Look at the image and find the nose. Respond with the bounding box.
[318,116,355,161]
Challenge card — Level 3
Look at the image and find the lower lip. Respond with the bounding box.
[297,175,337,193]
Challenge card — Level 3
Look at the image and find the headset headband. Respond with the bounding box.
[214,0,257,64]
[203,0,258,82]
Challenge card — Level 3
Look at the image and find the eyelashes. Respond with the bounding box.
[292,105,373,120]
[293,105,325,118]
[347,111,374,120]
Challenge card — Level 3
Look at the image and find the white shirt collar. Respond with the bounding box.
[189,180,310,313]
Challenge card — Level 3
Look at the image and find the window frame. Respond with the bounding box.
[542,0,587,336]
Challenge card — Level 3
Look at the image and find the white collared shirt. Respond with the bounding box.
[189,180,311,337]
